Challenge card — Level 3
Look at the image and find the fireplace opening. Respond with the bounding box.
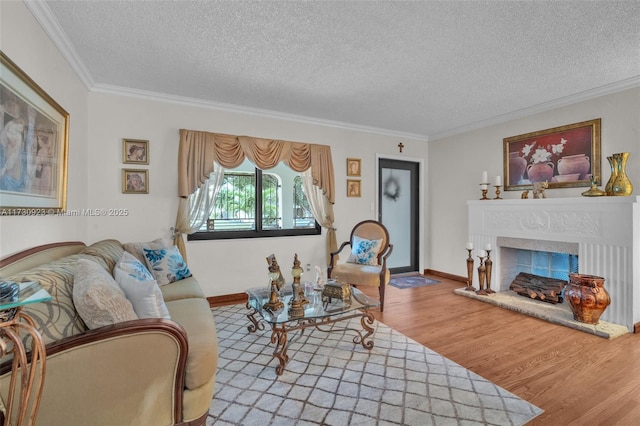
[497,237,579,293]
[514,249,579,281]
[505,249,579,304]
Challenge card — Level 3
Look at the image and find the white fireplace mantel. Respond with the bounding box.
[468,196,640,331]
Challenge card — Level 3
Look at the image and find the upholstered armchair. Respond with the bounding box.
[327,220,393,311]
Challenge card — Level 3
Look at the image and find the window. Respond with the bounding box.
[189,159,320,240]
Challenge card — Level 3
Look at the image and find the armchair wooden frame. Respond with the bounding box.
[327,220,393,311]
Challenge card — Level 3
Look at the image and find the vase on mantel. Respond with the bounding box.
[565,274,611,325]
[611,152,633,196]
[605,155,618,195]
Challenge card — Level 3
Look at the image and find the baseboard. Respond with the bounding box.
[208,293,246,308]
[424,269,467,283]
[634,322,640,334]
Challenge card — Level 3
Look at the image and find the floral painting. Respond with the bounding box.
[503,119,601,191]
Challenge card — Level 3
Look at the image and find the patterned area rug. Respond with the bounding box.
[389,274,440,289]
[208,304,543,425]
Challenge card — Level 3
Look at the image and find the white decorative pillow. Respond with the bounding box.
[73,258,138,329]
[347,236,383,266]
[143,245,192,286]
[123,238,173,265]
[114,251,170,319]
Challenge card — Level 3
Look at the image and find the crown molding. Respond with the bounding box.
[23,0,429,141]
[24,0,94,89]
[91,83,430,141]
[428,75,640,141]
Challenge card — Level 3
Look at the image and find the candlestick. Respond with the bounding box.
[485,249,495,294]
[466,242,473,250]
[485,243,491,251]
[493,185,502,200]
[479,184,489,200]
[476,254,487,295]
[465,248,475,291]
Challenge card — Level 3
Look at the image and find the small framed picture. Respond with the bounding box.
[122,169,148,194]
[347,179,361,197]
[123,139,149,164]
[347,158,361,176]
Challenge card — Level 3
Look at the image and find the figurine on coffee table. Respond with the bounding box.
[263,257,284,311]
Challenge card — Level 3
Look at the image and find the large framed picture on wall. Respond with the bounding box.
[503,118,601,191]
[0,52,69,214]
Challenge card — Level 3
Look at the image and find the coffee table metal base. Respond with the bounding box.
[246,304,375,376]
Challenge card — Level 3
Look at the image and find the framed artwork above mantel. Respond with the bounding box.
[503,118,601,191]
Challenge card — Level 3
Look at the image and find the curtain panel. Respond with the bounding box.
[177,130,335,204]
[176,129,337,264]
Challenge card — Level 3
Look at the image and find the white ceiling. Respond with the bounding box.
[27,1,640,141]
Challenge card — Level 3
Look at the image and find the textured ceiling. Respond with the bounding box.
[31,1,640,140]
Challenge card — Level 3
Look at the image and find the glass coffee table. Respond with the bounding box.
[245,284,379,375]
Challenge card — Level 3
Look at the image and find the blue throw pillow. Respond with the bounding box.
[347,236,383,266]
[143,245,192,286]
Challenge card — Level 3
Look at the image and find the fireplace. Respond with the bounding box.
[468,196,640,331]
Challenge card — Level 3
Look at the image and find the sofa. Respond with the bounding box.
[0,239,218,426]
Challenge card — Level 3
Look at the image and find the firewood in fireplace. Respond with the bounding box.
[509,272,566,304]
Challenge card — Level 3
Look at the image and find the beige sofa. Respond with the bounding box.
[0,239,218,426]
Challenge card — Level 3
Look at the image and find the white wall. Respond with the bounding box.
[86,92,427,296]
[427,87,640,278]
[0,1,90,256]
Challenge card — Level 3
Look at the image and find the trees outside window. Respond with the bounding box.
[190,159,319,240]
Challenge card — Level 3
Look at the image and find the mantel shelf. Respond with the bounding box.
[468,195,639,206]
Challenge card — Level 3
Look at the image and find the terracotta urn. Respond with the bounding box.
[509,152,527,185]
[557,154,590,180]
[527,162,554,183]
[565,274,610,325]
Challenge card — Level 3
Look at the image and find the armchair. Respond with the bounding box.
[327,220,393,311]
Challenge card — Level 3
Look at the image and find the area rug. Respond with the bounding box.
[389,273,440,289]
[208,304,543,425]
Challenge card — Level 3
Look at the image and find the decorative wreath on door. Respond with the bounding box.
[383,176,400,201]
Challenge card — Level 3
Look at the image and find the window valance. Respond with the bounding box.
[177,129,335,204]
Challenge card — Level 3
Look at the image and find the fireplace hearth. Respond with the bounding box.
[453,288,628,339]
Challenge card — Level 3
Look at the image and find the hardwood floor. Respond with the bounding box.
[358,277,640,425]
[213,276,640,425]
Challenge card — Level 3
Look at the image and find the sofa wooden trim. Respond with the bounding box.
[0,241,85,267]
[0,318,189,424]
[177,412,207,426]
